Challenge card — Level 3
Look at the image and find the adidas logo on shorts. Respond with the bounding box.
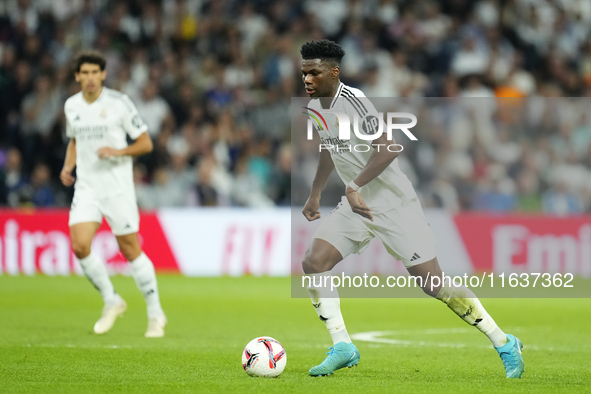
[409,253,421,262]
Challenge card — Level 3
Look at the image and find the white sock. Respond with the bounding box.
[79,252,120,306]
[437,285,507,347]
[130,252,164,318]
[307,272,351,345]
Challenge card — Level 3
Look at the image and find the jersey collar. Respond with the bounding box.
[330,82,344,108]
[83,86,106,105]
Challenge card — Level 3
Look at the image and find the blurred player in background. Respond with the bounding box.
[300,40,524,377]
[60,51,166,337]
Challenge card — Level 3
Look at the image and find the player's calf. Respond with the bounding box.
[116,233,142,262]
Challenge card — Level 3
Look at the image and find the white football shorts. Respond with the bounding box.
[69,191,140,236]
[313,196,437,268]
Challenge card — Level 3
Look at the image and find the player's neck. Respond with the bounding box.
[82,86,104,104]
[319,81,341,109]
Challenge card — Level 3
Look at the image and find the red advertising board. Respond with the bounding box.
[454,214,591,275]
[0,210,179,275]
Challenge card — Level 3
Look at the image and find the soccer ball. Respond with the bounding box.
[242,336,287,378]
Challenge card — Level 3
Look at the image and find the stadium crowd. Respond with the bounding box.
[0,0,590,214]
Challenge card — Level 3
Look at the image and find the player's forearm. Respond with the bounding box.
[310,149,335,198]
[353,146,399,187]
[63,139,77,170]
[118,132,153,157]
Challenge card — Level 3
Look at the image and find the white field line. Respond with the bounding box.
[350,328,590,352]
[22,344,133,349]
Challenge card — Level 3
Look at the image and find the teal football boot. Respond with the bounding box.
[495,334,524,378]
[309,342,360,376]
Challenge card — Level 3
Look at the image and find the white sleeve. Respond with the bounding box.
[120,95,149,139]
[64,103,75,138]
[65,115,75,138]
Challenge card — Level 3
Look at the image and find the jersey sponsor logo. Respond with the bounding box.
[361,115,380,135]
[73,125,108,141]
[320,136,349,154]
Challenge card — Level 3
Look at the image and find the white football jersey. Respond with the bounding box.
[307,82,417,213]
[64,87,148,199]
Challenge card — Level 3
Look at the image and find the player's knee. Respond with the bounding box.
[116,234,141,261]
[302,254,325,274]
[120,245,140,261]
[71,240,91,259]
[118,240,141,261]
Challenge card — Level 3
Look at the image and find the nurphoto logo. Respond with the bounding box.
[303,107,418,153]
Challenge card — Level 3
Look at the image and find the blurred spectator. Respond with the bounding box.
[20,74,61,170]
[0,0,589,213]
[1,60,32,144]
[515,169,542,212]
[166,134,194,199]
[269,143,291,206]
[425,172,461,212]
[23,162,55,206]
[473,165,516,212]
[192,156,219,207]
[451,35,489,77]
[542,181,583,216]
[3,147,28,206]
[232,156,274,208]
[136,166,185,210]
[134,81,173,138]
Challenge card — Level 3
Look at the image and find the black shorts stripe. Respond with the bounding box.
[342,87,368,113]
[341,91,366,118]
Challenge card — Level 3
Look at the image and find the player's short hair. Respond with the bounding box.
[73,50,106,72]
[300,39,345,67]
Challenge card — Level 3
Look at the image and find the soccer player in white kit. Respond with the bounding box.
[300,40,524,377]
[60,51,166,337]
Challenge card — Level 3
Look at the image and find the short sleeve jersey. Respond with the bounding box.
[307,82,417,213]
[64,87,148,199]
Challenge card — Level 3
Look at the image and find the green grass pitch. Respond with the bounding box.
[1,275,590,393]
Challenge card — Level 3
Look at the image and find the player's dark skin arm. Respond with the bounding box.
[302,148,335,221]
[346,132,400,221]
[60,138,77,186]
[97,132,153,159]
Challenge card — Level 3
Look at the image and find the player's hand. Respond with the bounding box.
[97,147,121,159]
[346,186,373,221]
[60,167,75,186]
[302,196,321,221]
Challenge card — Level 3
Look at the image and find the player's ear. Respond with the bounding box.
[332,66,340,79]
[101,70,107,82]
[74,72,80,83]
